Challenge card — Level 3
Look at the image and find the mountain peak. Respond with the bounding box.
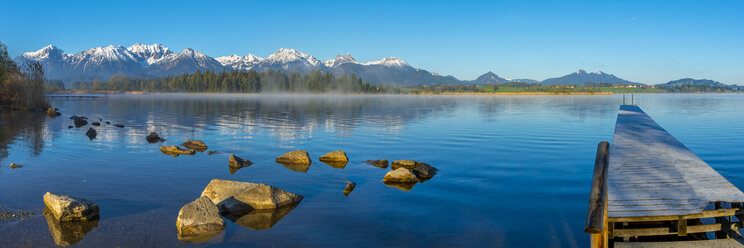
[21,45,66,61]
[216,54,263,70]
[264,48,321,66]
[473,71,508,84]
[324,53,358,67]
[362,57,410,68]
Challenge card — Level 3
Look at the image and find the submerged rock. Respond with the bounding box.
[146,132,164,143]
[85,128,97,140]
[113,124,125,128]
[276,150,311,165]
[365,159,389,168]
[229,155,253,174]
[319,151,348,162]
[105,121,110,125]
[176,196,225,243]
[44,208,98,247]
[160,146,196,156]
[91,122,101,126]
[68,125,73,129]
[182,140,208,152]
[42,192,100,222]
[72,116,87,127]
[383,168,420,184]
[9,163,22,169]
[343,181,357,196]
[201,179,304,215]
[391,160,425,170]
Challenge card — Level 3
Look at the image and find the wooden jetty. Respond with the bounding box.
[585,105,744,247]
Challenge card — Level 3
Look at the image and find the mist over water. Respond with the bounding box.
[0,94,743,247]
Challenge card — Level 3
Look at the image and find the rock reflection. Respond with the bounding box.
[43,209,98,247]
[321,161,348,169]
[224,203,299,230]
[177,229,223,243]
[383,182,417,192]
[277,162,311,173]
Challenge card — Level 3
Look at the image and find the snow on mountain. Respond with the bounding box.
[127,43,173,65]
[261,48,322,67]
[362,57,411,68]
[216,54,263,70]
[323,54,358,67]
[147,48,225,76]
[19,45,67,61]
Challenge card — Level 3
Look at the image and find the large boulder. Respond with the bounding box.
[43,209,98,247]
[176,196,225,242]
[391,160,426,170]
[365,159,389,168]
[229,155,253,175]
[319,151,348,162]
[146,132,164,143]
[383,168,420,184]
[201,179,303,215]
[85,128,97,140]
[160,146,196,156]
[182,140,208,152]
[42,192,100,222]
[276,150,311,165]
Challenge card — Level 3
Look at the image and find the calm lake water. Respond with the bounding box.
[1,94,744,247]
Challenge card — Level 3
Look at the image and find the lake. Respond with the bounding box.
[1,94,743,247]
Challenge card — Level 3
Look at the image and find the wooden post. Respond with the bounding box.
[678,218,688,236]
[585,141,610,247]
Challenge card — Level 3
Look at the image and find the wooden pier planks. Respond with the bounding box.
[607,105,744,218]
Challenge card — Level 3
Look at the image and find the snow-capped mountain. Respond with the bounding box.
[541,69,639,85]
[16,44,464,86]
[147,48,225,76]
[323,54,357,67]
[127,43,173,65]
[216,54,262,71]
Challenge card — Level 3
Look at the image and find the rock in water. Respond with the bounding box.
[146,132,164,143]
[343,181,357,196]
[44,209,98,247]
[10,163,22,169]
[105,121,110,125]
[160,146,196,156]
[85,128,97,140]
[275,150,311,165]
[201,179,304,215]
[176,196,225,242]
[91,122,101,126]
[413,163,438,181]
[365,159,389,168]
[46,108,57,117]
[113,124,125,128]
[383,168,420,183]
[72,116,88,127]
[42,192,100,222]
[68,126,73,129]
[229,154,253,174]
[319,151,348,162]
[182,140,208,152]
[391,160,425,170]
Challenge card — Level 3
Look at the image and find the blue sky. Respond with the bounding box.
[1,0,742,84]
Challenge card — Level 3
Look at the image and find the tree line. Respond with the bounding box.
[0,41,47,110]
[72,69,397,94]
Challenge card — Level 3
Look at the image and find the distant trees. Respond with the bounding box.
[0,41,48,110]
[72,69,394,94]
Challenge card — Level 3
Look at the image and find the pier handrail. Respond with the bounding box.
[585,141,610,234]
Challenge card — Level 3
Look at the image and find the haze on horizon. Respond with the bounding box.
[1,0,742,84]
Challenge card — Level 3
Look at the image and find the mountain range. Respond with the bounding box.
[15,44,734,87]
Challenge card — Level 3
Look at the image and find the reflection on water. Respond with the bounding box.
[0,94,743,247]
[225,203,300,230]
[276,162,311,173]
[321,160,348,169]
[43,208,98,247]
[383,182,417,192]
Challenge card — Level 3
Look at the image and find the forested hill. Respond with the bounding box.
[71,69,396,93]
